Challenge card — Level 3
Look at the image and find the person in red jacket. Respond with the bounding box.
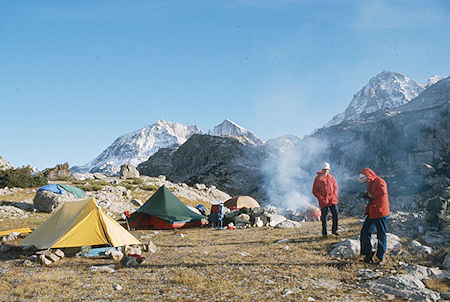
[312,162,339,237]
[359,168,390,264]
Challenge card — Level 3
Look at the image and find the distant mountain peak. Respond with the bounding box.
[426,75,446,88]
[71,120,202,175]
[325,71,424,127]
[209,119,263,145]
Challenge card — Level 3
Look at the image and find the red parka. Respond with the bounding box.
[361,168,390,218]
[312,171,338,208]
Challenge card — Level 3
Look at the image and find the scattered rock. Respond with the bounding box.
[2,232,20,242]
[282,289,294,297]
[38,254,52,266]
[121,254,144,267]
[238,252,251,257]
[105,248,124,261]
[398,262,450,280]
[329,239,360,259]
[54,249,65,258]
[194,183,207,191]
[124,245,142,256]
[234,213,251,226]
[274,238,289,244]
[276,219,302,228]
[443,252,450,269]
[131,199,143,207]
[142,241,157,254]
[423,230,450,247]
[263,213,287,227]
[88,264,115,273]
[410,240,433,255]
[356,268,383,279]
[71,172,95,180]
[113,284,122,291]
[93,172,107,179]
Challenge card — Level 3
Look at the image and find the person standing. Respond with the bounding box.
[359,168,390,264]
[313,162,339,238]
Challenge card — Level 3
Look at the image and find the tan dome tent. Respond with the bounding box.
[224,196,260,210]
[20,198,140,249]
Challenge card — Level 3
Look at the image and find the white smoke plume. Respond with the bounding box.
[262,136,330,211]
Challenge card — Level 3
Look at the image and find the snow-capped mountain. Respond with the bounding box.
[426,75,446,88]
[325,71,425,127]
[71,120,202,175]
[209,119,263,145]
[0,156,13,171]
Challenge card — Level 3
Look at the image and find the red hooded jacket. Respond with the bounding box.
[361,168,390,218]
[312,171,338,208]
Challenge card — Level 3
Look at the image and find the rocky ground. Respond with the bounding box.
[0,176,449,301]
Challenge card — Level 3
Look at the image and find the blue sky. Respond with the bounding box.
[1,0,449,170]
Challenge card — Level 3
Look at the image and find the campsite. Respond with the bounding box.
[0,174,448,301]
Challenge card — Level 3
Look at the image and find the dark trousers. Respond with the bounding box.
[321,204,338,235]
[360,215,388,260]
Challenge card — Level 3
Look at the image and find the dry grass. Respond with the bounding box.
[0,216,398,301]
[0,186,446,301]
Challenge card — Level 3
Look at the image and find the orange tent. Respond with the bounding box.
[224,196,260,210]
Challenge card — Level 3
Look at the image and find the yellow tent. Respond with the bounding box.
[20,198,141,249]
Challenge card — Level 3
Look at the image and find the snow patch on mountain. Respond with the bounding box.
[325,71,425,127]
[71,120,202,175]
[426,75,446,88]
[209,119,263,145]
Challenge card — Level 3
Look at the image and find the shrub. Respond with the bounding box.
[132,178,144,185]
[139,184,159,191]
[122,182,134,190]
[0,166,48,188]
[77,183,103,191]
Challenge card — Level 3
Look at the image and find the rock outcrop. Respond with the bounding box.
[41,163,70,180]
[138,134,265,196]
[0,157,13,171]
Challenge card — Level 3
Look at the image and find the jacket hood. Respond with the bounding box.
[360,168,377,181]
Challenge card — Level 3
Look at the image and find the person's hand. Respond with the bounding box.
[367,192,372,199]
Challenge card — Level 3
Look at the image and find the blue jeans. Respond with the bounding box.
[360,215,388,260]
[321,204,338,235]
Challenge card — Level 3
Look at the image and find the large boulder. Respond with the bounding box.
[329,233,402,259]
[262,213,287,227]
[33,190,78,213]
[361,274,440,301]
[119,165,140,179]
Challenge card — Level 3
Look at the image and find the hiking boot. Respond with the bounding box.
[322,233,328,238]
[363,251,375,263]
[332,232,340,236]
[375,257,387,265]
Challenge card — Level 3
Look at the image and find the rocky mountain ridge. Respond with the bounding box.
[325,71,426,127]
[71,120,202,176]
[137,73,449,216]
[209,119,263,146]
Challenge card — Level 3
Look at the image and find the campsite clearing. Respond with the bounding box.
[1,217,403,301]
